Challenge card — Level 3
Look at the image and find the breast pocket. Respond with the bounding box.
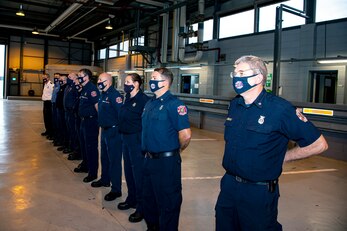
[246,124,273,146]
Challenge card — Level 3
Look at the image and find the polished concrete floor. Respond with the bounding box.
[0,99,346,231]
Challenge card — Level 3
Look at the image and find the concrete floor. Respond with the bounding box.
[0,99,346,231]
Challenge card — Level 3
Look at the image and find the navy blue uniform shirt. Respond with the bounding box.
[142,90,190,153]
[56,84,67,109]
[119,91,149,134]
[98,87,123,128]
[223,89,321,182]
[78,81,100,118]
[63,83,79,110]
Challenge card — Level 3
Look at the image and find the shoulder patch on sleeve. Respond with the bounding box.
[177,105,187,116]
[116,97,123,103]
[91,91,97,97]
[296,108,308,122]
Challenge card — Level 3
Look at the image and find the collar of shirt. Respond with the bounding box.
[154,90,171,102]
[237,89,266,109]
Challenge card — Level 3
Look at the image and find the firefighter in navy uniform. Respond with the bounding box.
[63,72,80,154]
[141,67,191,231]
[56,75,68,152]
[69,79,83,161]
[118,73,149,223]
[75,69,100,182]
[92,72,123,201]
[215,55,328,231]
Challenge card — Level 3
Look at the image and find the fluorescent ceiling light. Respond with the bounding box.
[179,66,202,70]
[317,58,347,64]
[124,70,137,73]
[144,68,155,73]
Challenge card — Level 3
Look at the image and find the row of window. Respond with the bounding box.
[98,0,347,59]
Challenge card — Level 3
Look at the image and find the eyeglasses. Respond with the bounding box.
[230,69,259,78]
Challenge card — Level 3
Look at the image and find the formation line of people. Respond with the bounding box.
[41,56,328,231]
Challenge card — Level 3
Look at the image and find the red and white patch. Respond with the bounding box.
[177,105,187,116]
[116,97,123,103]
[91,91,97,97]
[234,81,243,89]
[296,108,308,122]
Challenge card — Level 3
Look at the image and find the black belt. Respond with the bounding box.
[145,149,180,159]
[226,171,278,192]
[81,115,95,120]
[102,125,117,130]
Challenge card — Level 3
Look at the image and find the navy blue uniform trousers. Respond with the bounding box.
[142,154,182,231]
[43,100,53,135]
[65,110,77,151]
[122,132,144,212]
[79,117,99,177]
[215,174,282,231]
[100,127,122,193]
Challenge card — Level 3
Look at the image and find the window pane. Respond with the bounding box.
[188,23,198,44]
[120,40,129,56]
[188,19,214,44]
[99,48,106,60]
[219,10,254,39]
[109,44,118,58]
[204,19,213,41]
[259,0,304,32]
[316,0,347,22]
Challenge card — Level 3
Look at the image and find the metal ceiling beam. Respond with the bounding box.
[136,0,166,7]
[5,0,62,9]
[44,3,83,33]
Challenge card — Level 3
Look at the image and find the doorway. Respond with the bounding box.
[180,74,199,94]
[309,70,337,104]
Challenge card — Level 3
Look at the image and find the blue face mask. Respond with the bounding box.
[98,80,107,91]
[149,80,165,93]
[232,74,259,95]
[124,84,135,94]
[77,76,85,84]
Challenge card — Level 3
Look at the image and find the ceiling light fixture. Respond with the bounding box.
[32,27,39,35]
[105,19,113,30]
[16,4,25,17]
[179,66,202,70]
[317,57,347,64]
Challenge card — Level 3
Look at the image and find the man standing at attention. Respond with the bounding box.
[215,55,328,230]
[75,69,100,182]
[92,72,123,201]
[142,67,192,231]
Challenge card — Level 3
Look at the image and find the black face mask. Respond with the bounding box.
[59,80,64,85]
[54,78,59,84]
[77,76,85,84]
[43,79,48,83]
[98,80,107,91]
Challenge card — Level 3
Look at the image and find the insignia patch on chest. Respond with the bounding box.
[296,108,308,122]
[132,102,136,107]
[258,115,265,124]
[159,105,163,110]
[177,105,187,115]
[116,97,123,103]
[91,91,97,97]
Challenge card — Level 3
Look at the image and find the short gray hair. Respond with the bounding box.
[235,55,268,84]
